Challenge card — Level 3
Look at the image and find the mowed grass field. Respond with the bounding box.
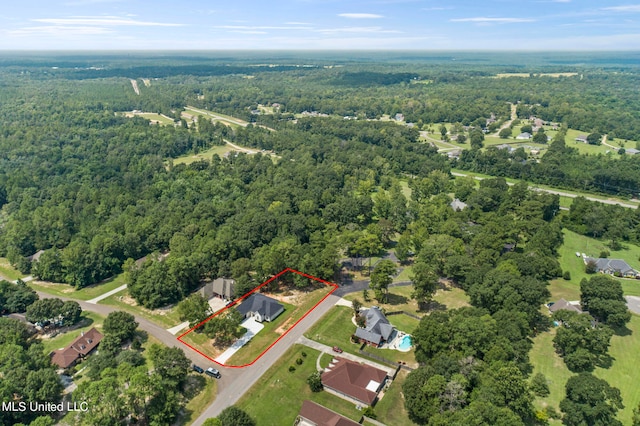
[556,229,640,298]
[171,144,235,166]
[28,273,128,301]
[0,257,24,281]
[530,315,640,425]
[236,345,364,425]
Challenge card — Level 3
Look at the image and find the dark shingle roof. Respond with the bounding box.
[354,307,395,345]
[322,357,388,405]
[236,293,283,319]
[586,257,637,275]
[298,401,360,426]
[549,298,583,314]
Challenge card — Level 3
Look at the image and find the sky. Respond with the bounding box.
[0,0,639,50]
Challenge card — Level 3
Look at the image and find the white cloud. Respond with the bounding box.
[316,26,400,34]
[216,25,312,30]
[602,5,640,12]
[8,25,113,37]
[338,13,384,19]
[450,17,535,23]
[33,16,183,27]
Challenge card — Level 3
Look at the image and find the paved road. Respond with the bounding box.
[451,171,638,209]
[86,284,127,304]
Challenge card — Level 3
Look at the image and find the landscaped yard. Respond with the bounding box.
[39,311,106,354]
[236,345,364,426]
[530,315,640,425]
[28,273,128,301]
[556,229,640,299]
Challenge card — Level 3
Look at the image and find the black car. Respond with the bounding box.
[205,367,221,378]
[192,364,204,374]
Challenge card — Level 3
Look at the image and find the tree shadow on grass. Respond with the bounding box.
[612,324,632,337]
[596,354,615,369]
[418,300,447,313]
[385,292,408,306]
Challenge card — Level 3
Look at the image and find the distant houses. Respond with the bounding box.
[575,135,588,143]
[51,327,103,369]
[516,132,532,140]
[354,306,396,348]
[321,357,388,406]
[236,293,284,323]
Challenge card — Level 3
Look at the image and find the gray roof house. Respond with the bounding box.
[199,277,236,300]
[236,293,284,323]
[625,148,640,155]
[450,198,468,211]
[548,298,583,314]
[516,132,532,140]
[585,257,639,278]
[355,306,396,347]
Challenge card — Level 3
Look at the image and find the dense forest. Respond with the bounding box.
[1,52,639,424]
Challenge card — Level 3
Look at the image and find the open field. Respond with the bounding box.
[184,106,248,127]
[556,229,640,298]
[530,315,640,425]
[99,290,183,328]
[236,345,364,425]
[39,311,105,354]
[121,111,175,125]
[171,144,234,166]
[28,273,128,301]
[0,257,24,281]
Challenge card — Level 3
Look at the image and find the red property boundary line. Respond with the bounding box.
[177,267,338,368]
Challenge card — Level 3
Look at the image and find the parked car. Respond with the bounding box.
[332,346,343,353]
[205,367,221,378]
[192,365,204,374]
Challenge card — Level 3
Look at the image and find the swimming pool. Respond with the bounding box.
[398,335,412,351]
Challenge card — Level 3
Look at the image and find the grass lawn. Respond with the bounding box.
[0,257,24,281]
[433,285,471,310]
[180,375,218,425]
[99,290,183,329]
[305,306,362,354]
[28,273,128,301]
[374,369,416,426]
[557,229,640,298]
[345,285,420,314]
[39,311,105,354]
[171,144,234,166]
[237,345,364,426]
[530,315,640,425]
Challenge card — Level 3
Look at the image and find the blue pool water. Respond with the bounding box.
[398,335,412,351]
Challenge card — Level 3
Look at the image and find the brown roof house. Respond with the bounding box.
[51,327,103,369]
[321,357,388,406]
[199,277,236,301]
[296,400,360,426]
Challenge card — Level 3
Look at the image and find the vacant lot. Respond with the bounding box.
[99,290,183,328]
[28,273,128,301]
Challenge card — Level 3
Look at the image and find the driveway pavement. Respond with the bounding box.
[214,318,264,364]
[626,296,640,314]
